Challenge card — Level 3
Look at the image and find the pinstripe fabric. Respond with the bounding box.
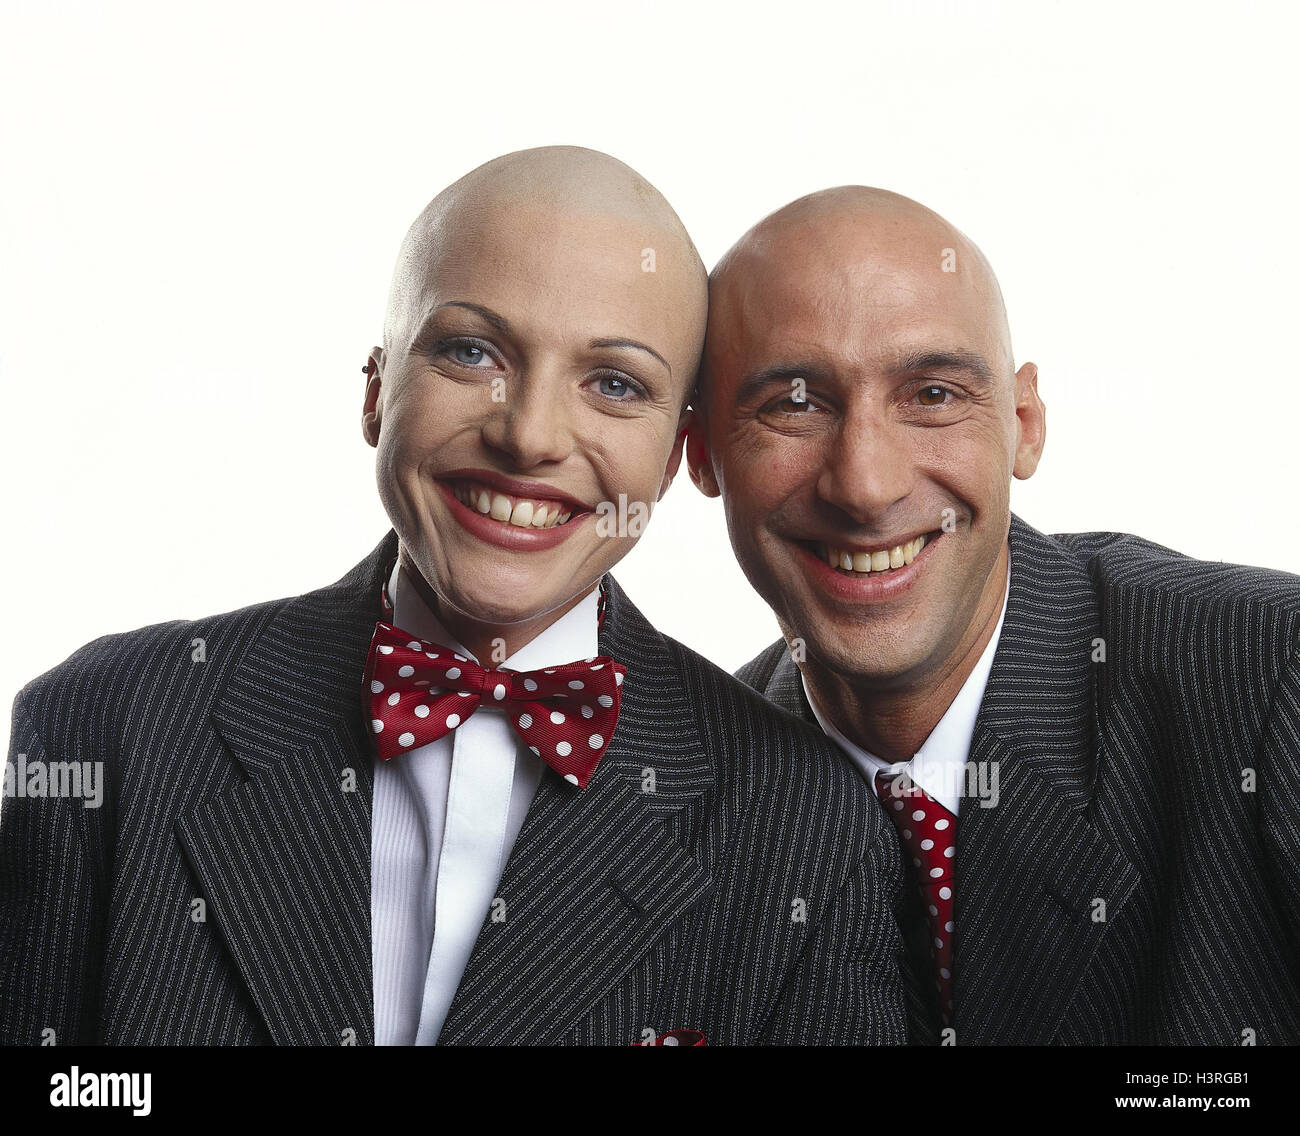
[1,529,910,1046]
[737,513,1300,1045]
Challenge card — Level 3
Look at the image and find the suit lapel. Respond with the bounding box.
[952,515,1139,1044]
[175,531,397,1045]
[756,648,938,1044]
[437,577,714,1046]
[752,516,1139,1045]
[762,648,816,727]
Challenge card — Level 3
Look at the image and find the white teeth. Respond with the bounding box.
[823,534,932,575]
[453,481,575,528]
[509,501,534,527]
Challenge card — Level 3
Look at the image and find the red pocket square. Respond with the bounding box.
[634,1029,706,1046]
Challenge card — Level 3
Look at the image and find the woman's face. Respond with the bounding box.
[365,201,702,643]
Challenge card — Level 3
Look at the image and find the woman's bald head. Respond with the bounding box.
[361,148,712,651]
[384,146,707,364]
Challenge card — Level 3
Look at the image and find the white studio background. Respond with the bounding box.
[2,0,1297,763]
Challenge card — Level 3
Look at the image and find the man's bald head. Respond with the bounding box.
[690,185,1044,724]
[707,186,1014,391]
[384,145,706,359]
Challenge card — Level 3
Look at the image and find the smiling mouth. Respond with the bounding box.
[448,479,581,529]
[806,531,940,576]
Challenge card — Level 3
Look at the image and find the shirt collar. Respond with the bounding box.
[387,555,600,673]
[802,556,1011,816]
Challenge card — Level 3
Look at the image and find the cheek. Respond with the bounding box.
[379,383,465,468]
[585,416,678,501]
[719,427,819,505]
[915,417,1011,488]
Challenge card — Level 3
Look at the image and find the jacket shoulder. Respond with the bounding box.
[734,639,789,695]
[12,596,290,747]
[665,635,868,800]
[1046,527,1300,736]
[1051,528,1300,620]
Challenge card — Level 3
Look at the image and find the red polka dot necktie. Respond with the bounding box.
[364,560,624,789]
[874,769,957,1029]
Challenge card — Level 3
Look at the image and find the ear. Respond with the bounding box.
[656,407,693,502]
[361,346,387,448]
[1011,361,1046,480]
[685,406,721,498]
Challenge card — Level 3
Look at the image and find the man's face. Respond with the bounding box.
[365,203,699,636]
[694,216,1043,688]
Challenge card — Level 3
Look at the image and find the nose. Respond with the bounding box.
[479,373,575,469]
[815,405,916,525]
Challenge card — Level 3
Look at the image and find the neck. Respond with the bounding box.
[802,543,1008,762]
[396,547,596,665]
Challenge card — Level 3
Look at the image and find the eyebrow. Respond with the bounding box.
[588,337,672,376]
[416,304,671,375]
[736,363,830,400]
[893,349,996,385]
[736,350,996,398]
[429,301,512,333]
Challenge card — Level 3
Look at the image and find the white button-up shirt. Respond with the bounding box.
[803,561,1010,817]
[371,557,600,1045]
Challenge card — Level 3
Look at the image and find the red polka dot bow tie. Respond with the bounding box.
[362,622,626,789]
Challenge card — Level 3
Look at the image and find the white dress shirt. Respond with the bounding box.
[802,560,1010,818]
[371,556,600,1045]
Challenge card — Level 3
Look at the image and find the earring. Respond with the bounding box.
[362,359,377,376]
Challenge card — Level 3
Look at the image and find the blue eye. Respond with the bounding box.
[596,374,636,399]
[451,343,488,366]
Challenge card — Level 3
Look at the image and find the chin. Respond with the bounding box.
[798,606,932,681]
[450,565,602,627]
[436,579,546,625]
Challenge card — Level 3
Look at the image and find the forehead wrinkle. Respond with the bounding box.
[711,186,1015,379]
[720,281,1006,397]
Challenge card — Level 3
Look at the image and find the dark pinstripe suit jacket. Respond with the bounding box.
[1,529,909,1046]
[738,514,1300,1045]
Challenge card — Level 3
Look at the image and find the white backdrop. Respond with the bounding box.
[3,0,1298,761]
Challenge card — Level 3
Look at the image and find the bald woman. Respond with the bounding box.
[0,150,910,1047]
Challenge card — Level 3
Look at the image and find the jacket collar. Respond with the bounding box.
[176,530,395,1044]
[953,514,1138,1043]
[178,530,714,1046]
[437,571,714,1045]
[750,514,1140,1043]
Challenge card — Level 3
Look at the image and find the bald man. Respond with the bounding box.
[0,151,911,1046]
[690,187,1300,1045]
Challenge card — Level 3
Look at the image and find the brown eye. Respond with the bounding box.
[917,385,949,406]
